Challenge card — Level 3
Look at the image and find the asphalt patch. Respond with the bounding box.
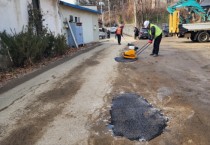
[110,93,168,141]
[114,57,137,63]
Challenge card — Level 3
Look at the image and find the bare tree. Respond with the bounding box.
[135,0,169,27]
[103,0,169,27]
[135,0,152,27]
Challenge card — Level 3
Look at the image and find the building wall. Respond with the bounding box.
[123,24,135,37]
[59,5,99,43]
[82,6,98,11]
[0,0,30,34]
[0,0,62,35]
[61,0,77,4]
[0,0,98,44]
[40,0,62,35]
[0,0,99,69]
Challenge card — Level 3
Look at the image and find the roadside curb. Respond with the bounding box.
[0,43,102,94]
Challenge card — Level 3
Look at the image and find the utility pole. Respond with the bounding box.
[140,0,144,26]
[156,0,160,24]
[108,0,111,27]
[134,0,137,27]
[113,5,117,24]
[99,1,105,27]
[121,0,124,24]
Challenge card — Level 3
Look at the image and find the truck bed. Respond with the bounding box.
[182,22,210,31]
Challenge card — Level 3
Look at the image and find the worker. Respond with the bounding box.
[134,27,139,39]
[144,20,162,57]
[107,29,110,39]
[115,25,123,45]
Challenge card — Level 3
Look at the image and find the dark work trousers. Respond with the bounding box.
[116,34,121,45]
[153,33,162,55]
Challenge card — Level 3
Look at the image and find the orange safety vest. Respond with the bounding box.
[116,27,122,35]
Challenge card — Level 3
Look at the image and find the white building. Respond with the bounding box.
[0,0,62,35]
[0,0,100,44]
[62,0,77,4]
[59,0,100,44]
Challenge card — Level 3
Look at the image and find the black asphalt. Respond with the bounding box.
[110,93,168,141]
[114,57,137,63]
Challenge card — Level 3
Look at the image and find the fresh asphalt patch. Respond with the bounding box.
[114,57,137,63]
[109,93,168,141]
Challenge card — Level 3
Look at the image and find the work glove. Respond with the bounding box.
[148,40,153,44]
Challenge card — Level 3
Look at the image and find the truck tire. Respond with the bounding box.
[197,31,209,42]
[189,32,197,42]
[190,35,197,42]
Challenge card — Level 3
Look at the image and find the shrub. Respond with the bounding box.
[0,29,68,67]
[0,3,69,68]
[0,31,26,67]
[53,34,68,55]
[0,29,48,67]
[44,32,55,57]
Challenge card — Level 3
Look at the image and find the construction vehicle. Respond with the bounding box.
[123,43,150,59]
[167,0,210,42]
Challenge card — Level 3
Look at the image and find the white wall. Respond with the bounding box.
[82,6,98,11]
[0,0,30,33]
[0,0,98,43]
[40,0,62,35]
[61,0,77,4]
[0,0,62,35]
[59,5,99,43]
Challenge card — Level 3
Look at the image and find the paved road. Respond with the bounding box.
[0,36,132,145]
[0,36,210,145]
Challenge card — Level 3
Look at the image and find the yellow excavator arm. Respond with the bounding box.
[169,10,180,33]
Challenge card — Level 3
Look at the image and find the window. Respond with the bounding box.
[70,15,73,22]
[75,17,77,23]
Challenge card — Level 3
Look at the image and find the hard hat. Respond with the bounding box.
[129,46,135,50]
[144,20,150,28]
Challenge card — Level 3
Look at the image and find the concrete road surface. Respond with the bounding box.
[0,36,210,145]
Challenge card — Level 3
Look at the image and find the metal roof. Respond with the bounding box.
[59,1,101,14]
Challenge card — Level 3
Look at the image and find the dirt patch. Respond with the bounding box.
[85,60,100,66]
[0,69,83,145]
[201,64,210,72]
[0,108,62,145]
[88,37,210,145]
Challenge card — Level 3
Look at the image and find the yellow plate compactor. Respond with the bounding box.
[123,43,151,59]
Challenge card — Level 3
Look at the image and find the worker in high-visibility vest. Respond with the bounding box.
[115,26,123,45]
[144,21,162,57]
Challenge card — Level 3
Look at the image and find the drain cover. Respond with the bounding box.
[114,57,137,63]
[110,93,167,141]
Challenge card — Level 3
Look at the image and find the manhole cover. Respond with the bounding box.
[110,93,168,141]
[114,57,137,63]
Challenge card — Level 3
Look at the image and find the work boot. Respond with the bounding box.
[153,54,158,57]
